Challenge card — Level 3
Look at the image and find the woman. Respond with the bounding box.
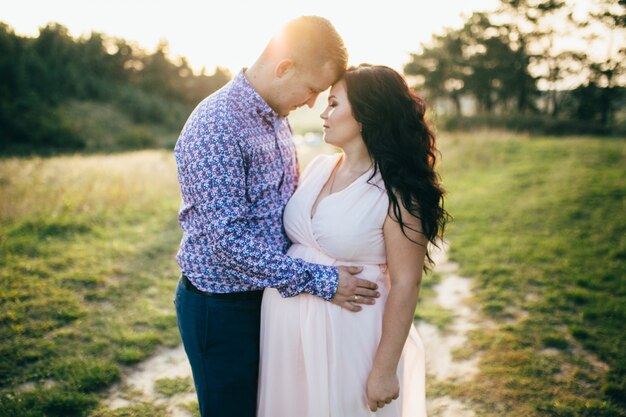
[258,64,448,416]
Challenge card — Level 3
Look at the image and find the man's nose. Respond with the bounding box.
[306,93,320,108]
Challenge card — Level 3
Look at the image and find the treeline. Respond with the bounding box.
[405,0,626,136]
[0,22,230,154]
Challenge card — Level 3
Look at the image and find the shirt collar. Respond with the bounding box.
[233,69,282,124]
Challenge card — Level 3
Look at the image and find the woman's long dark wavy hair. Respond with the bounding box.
[344,64,449,270]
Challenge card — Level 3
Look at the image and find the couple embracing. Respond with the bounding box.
[174,15,447,417]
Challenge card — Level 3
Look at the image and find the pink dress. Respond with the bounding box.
[258,153,427,417]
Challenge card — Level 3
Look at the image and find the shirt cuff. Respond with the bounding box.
[306,265,339,301]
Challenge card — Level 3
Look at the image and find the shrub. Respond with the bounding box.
[118,128,158,150]
[439,114,626,137]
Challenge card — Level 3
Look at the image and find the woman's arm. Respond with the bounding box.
[367,201,427,412]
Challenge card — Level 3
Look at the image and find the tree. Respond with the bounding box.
[405,12,535,116]
[0,21,231,153]
[492,0,569,113]
[585,0,626,126]
[457,13,527,114]
[405,27,466,115]
[29,23,79,103]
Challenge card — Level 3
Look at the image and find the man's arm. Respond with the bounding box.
[180,128,338,299]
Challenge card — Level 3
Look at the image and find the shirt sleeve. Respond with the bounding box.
[179,126,338,300]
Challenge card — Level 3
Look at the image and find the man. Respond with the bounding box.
[173,16,379,417]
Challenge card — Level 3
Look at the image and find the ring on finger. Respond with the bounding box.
[353,295,359,301]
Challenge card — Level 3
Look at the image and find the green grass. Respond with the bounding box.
[180,400,200,417]
[0,151,182,417]
[153,377,193,397]
[414,271,455,329]
[65,100,181,152]
[1,132,624,416]
[91,402,168,417]
[438,131,626,416]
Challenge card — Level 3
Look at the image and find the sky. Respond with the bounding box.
[1,0,502,75]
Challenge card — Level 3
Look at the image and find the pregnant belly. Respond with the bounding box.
[287,243,388,286]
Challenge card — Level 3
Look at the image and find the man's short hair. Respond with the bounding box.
[269,16,348,79]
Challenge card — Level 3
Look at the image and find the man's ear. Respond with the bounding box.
[275,59,294,78]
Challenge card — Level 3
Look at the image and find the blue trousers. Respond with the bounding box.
[174,279,263,417]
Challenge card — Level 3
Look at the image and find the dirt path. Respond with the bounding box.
[420,243,483,417]
[103,344,195,416]
[102,242,483,416]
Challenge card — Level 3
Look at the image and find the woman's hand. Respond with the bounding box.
[367,369,399,412]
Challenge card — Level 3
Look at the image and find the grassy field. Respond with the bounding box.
[0,152,182,416]
[438,132,626,416]
[0,132,624,416]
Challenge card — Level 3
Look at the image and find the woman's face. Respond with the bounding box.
[320,80,362,148]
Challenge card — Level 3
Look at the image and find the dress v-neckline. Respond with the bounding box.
[309,154,372,220]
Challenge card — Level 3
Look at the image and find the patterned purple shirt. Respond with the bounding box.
[174,70,338,299]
